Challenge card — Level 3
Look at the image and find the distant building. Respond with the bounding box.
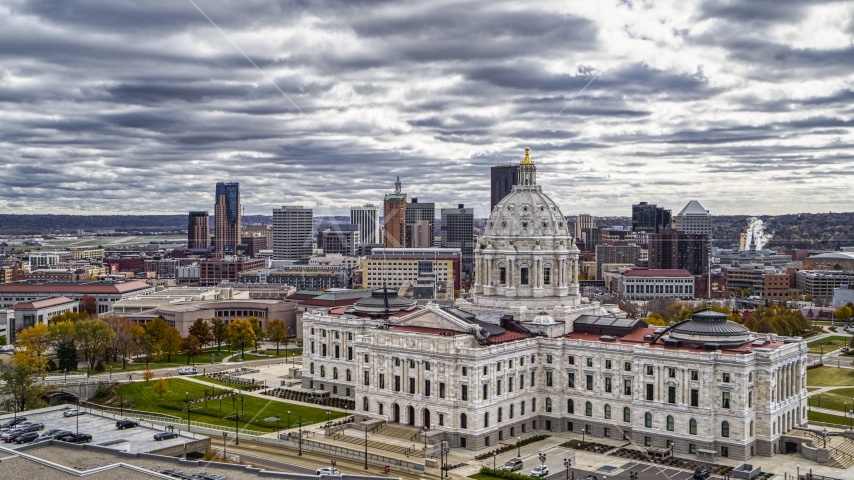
[29,252,61,268]
[384,177,407,248]
[199,257,265,286]
[272,205,313,260]
[574,214,595,242]
[648,229,708,276]
[127,298,297,337]
[239,265,350,290]
[795,270,854,298]
[239,235,268,258]
[356,243,385,256]
[674,200,712,236]
[406,198,435,248]
[243,224,273,250]
[0,280,155,313]
[632,202,671,234]
[362,247,462,291]
[187,211,210,250]
[595,244,641,279]
[214,182,241,256]
[804,252,854,271]
[833,284,854,308]
[618,269,696,301]
[490,164,518,212]
[441,204,474,275]
[5,296,79,343]
[350,204,380,245]
[317,224,360,256]
[69,247,105,260]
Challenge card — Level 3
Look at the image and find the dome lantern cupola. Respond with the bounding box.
[519,147,537,187]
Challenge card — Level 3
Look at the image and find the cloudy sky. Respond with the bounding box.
[1,0,853,218]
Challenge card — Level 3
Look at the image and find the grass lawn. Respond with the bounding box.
[192,375,260,391]
[807,336,851,354]
[807,366,854,386]
[113,378,343,432]
[470,474,505,480]
[808,410,852,427]
[808,387,854,413]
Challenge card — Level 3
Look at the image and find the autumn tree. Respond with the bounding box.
[644,314,667,327]
[210,317,228,352]
[227,318,256,356]
[79,294,97,316]
[48,320,79,372]
[50,310,89,324]
[108,316,144,368]
[188,318,213,348]
[143,318,170,366]
[142,367,155,384]
[15,323,51,374]
[74,319,115,371]
[152,377,170,400]
[183,335,203,364]
[266,319,289,355]
[0,363,47,412]
[161,327,183,363]
[248,317,265,351]
[834,306,853,323]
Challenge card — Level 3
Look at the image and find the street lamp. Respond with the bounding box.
[563,458,572,480]
[493,452,497,470]
[109,366,112,380]
[276,414,280,434]
[222,432,228,459]
[423,426,428,450]
[234,396,240,446]
[364,426,368,469]
[287,410,291,429]
[517,436,522,457]
[299,415,303,456]
[76,397,80,437]
[796,463,800,480]
[326,409,331,424]
[120,394,124,416]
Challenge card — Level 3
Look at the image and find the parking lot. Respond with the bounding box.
[541,461,725,480]
[2,407,194,454]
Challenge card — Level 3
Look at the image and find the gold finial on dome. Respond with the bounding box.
[521,147,533,165]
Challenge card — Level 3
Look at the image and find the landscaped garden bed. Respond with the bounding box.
[609,447,733,476]
[474,435,549,460]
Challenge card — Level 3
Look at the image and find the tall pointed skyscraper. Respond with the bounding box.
[214,182,241,256]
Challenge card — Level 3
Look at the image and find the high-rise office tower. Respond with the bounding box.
[574,214,595,242]
[350,204,380,244]
[441,204,474,275]
[317,223,361,256]
[187,211,210,250]
[272,206,313,260]
[674,200,713,236]
[405,198,435,248]
[632,202,671,234]
[490,164,518,212]
[648,229,708,275]
[214,182,241,256]
[384,177,407,248]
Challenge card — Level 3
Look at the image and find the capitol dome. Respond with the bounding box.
[471,148,581,305]
[666,307,752,348]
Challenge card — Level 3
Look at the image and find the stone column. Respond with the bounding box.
[508,259,514,287]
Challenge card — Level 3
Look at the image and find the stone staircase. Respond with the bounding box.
[375,423,423,441]
[333,430,422,457]
[831,437,854,468]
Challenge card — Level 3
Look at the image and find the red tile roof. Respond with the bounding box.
[11,296,76,310]
[0,281,152,294]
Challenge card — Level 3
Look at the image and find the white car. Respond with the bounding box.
[531,466,549,478]
[63,409,85,417]
[316,467,340,476]
[177,366,197,375]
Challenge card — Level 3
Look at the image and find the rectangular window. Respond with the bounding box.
[509,377,514,393]
[520,373,525,387]
[568,356,575,365]
[547,354,553,364]
[348,347,353,361]
[605,377,612,393]
[364,354,369,363]
[497,379,503,395]
[668,368,676,378]
[722,373,731,383]
[668,386,676,404]
[605,360,612,370]
[461,385,468,401]
[604,427,611,438]
[531,373,535,387]
[509,359,513,369]
[691,389,699,407]
[689,443,697,454]
[425,362,431,371]
[395,358,401,367]
[567,372,575,388]
[646,365,654,375]
[425,380,431,397]
[586,357,593,367]
[497,362,502,372]
[334,345,340,359]
[310,341,315,354]
[462,366,467,376]
[379,373,385,389]
[409,377,416,394]
[749,390,753,407]
[546,372,553,387]
[521,401,526,415]
[439,413,444,426]
[520,357,525,367]
[394,375,401,392]
[409,359,415,368]
[721,446,729,458]
[521,268,529,285]
[483,384,488,400]
[543,267,551,285]
[364,371,370,386]
[500,267,506,284]
[624,362,632,372]
[586,375,593,391]
[644,436,652,447]
[483,366,488,375]
[691,370,699,381]
[624,380,632,396]
[722,391,731,409]
[646,384,654,401]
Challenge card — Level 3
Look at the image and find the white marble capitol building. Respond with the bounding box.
[301,149,808,460]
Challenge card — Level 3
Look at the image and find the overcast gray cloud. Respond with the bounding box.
[1,0,853,217]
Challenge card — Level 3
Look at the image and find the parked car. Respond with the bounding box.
[154,431,179,441]
[693,469,711,480]
[5,431,29,443]
[582,476,598,480]
[116,419,139,430]
[14,432,40,444]
[35,430,73,443]
[315,467,340,476]
[63,409,85,417]
[58,433,92,444]
[40,429,64,438]
[501,459,524,472]
[531,466,549,478]
[21,422,44,432]
[0,417,26,428]
[1,429,25,441]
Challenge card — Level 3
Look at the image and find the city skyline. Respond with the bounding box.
[2,1,853,216]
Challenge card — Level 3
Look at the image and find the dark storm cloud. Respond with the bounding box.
[1,0,852,216]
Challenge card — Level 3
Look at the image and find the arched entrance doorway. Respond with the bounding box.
[423,409,431,428]
[407,406,415,426]
[393,404,401,423]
